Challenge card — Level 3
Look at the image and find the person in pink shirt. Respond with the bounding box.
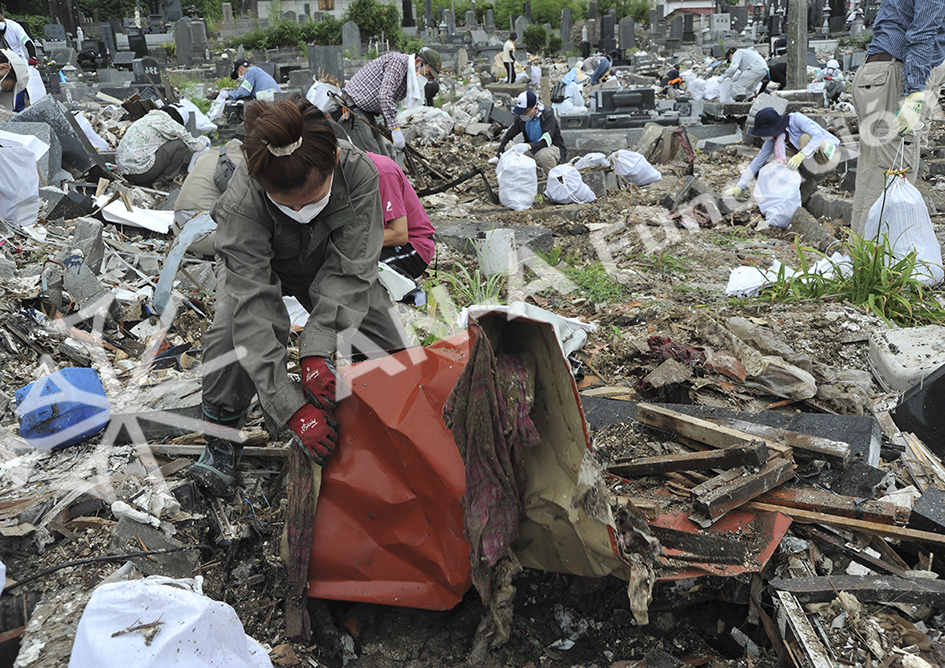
[366,152,435,279]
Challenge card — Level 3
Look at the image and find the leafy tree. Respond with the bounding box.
[343,0,401,41]
[595,0,649,22]
[522,23,546,52]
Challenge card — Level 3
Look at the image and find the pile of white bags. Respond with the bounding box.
[69,577,271,668]
[571,153,609,170]
[496,149,537,211]
[609,150,662,185]
[395,107,454,144]
[752,163,801,229]
[545,164,596,204]
[864,175,944,286]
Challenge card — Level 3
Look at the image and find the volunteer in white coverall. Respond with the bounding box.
[721,47,768,101]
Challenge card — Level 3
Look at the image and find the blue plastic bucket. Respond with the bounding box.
[15,368,111,450]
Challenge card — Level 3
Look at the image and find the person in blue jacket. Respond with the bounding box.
[226,58,280,101]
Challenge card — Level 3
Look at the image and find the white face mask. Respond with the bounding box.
[268,175,332,224]
[0,22,6,31]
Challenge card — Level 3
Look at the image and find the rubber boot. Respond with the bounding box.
[187,400,246,496]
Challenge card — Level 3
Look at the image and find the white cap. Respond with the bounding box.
[826,59,839,70]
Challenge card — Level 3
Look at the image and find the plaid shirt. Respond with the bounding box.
[342,51,410,130]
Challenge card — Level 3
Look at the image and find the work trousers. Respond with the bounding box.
[525,145,561,177]
[505,62,515,84]
[589,57,612,84]
[851,60,920,236]
[125,139,193,188]
[731,66,767,100]
[202,267,409,420]
[381,242,429,279]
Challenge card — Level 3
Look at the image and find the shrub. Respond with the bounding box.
[522,23,548,53]
[546,33,563,54]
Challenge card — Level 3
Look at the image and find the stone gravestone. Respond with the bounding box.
[514,15,528,39]
[523,1,532,22]
[221,2,238,38]
[342,21,360,58]
[424,0,434,28]
[284,10,297,22]
[619,16,634,51]
[466,10,476,26]
[589,1,597,20]
[485,8,494,32]
[307,44,344,83]
[828,15,844,34]
[402,0,415,27]
[173,19,192,66]
[669,16,683,41]
[683,13,695,42]
[101,24,117,56]
[190,20,207,56]
[560,8,572,45]
[471,28,489,44]
[132,56,163,84]
[601,13,615,53]
[127,31,148,58]
[44,24,68,41]
[649,8,657,33]
[456,47,468,70]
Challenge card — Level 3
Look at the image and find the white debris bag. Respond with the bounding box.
[753,163,801,229]
[496,149,537,211]
[306,81,341,112]
[207,95,227,122]
[175,99,218,134]
[545,164,596,204]
[73,111,110,152]
[864,175,944,286]
[0,146,40,228]
[571,152,609,170]
[395,107,454,144]
[608,150,661,185]
[69,577,272,668]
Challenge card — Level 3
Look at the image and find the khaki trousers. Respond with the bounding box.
[851,60,920,236]
[526,145,560,177]
[919,61,945,149]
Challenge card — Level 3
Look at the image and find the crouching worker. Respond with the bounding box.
[725,107,840,204]
[0,49,28,111]
[117,107,207,190]
[367,152,435,279]
[496,91,567,177]
[188,96,408,495]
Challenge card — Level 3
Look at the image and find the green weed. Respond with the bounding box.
[759,233,945,327]
[564,263,630,303]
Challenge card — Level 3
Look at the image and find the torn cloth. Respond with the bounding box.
[443,329,539,600]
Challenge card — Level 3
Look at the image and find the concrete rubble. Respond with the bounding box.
[1,6,945,668]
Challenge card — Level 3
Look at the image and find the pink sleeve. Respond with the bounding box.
[377,170,407,225]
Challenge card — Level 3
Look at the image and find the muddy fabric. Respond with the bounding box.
[443,328,538,593]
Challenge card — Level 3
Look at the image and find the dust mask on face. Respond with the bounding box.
[0,22,6,31]
[268,175,333,224]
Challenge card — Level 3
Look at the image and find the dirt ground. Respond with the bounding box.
[3,94,945,668]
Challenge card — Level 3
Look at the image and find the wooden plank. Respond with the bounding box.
[796,526,905,577]
[754,487,909,526]
[613,496,661,519]
[147,444,290,458]
[635,403,793,460]
[774,590,834,668]
[770,575,945,607]
[607,441,767,477]
[711,417,851,468]
[693,458,796,519]
[742,501,945,547]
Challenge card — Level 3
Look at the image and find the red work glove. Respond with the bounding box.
[301,356,337,409]
[27,58,36,66]
[287,403,338,466]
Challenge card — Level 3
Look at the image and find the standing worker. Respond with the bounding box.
[502,33,517,84]
[724,107,840,204]
[496,91,567,177]
[188,96,407,495]
[336,47,441,155]
[225,58,280,101]
[850,0,945,236]
[367,152,435,279]
[0,12,44,106]
[721,47,768,101]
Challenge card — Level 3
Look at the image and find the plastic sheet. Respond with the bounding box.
[0,146,40,228]
[69,577,271,668]
[307,334,473,609]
